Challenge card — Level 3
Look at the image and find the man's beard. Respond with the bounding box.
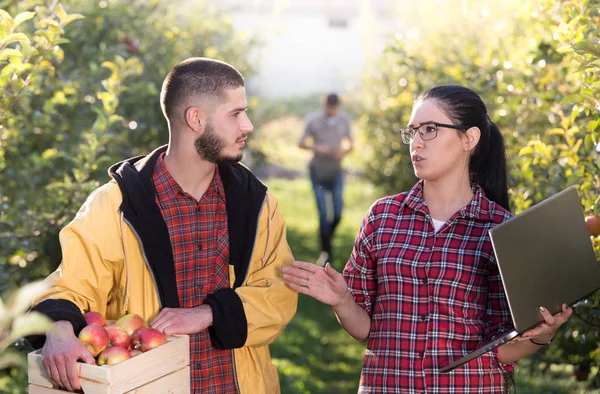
[194,119,244,164]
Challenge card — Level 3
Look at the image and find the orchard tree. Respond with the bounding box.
[0,0,258,294]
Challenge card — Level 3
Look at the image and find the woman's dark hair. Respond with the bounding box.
[417,85,510,211]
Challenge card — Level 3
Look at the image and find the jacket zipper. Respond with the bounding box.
[119,209,162,309]
[231,193,267,393]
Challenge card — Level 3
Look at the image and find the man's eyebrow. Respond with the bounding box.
[229,106,248,113]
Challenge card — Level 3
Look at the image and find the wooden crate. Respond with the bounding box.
[28,334,190,394]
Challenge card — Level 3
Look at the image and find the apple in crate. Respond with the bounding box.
[116,313,146,336]
[106,325,131,350]
[83,311,107,327]
[131,328,167,352]
[78,324,109,357]
[97,346,131,366]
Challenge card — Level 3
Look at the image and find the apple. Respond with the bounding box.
[115,313,146,337]
[131,328,167,352]
[97,346,131,366]
[78,324,109,357]
[83,311,106,327]
[105,325,131,350]
[585,215,600,236]
[129,349,143,357]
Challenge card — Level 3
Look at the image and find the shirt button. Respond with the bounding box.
[418,352,424,358]
[198,243,203,250]
[196,363,202,369]
[422,278,428,284]
[421,315,427,321]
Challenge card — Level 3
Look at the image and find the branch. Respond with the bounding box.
[571,308,600,328]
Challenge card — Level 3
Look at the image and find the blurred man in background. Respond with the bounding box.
[298,93,353,266]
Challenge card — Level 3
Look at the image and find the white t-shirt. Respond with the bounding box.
[432,218,445,232]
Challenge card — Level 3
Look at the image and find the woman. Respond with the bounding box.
[282,85,571,393]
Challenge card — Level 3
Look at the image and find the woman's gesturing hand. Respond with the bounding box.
[282,261,351,307]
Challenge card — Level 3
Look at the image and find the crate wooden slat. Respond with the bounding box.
[28,335,190,394]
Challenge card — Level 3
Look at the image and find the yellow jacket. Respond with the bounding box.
[31,146,298,393]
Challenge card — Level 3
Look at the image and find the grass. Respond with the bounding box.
[268,175,377,394]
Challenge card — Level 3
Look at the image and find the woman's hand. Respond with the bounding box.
[516,303,572,344]
[282,261,351,307]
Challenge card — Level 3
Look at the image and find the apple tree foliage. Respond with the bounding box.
[0,0,257,292]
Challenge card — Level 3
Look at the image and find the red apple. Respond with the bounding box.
[78,325,109,357]
[97,346,131,366]
[105,325,131,350]
[83,311,107,327]
[129,349,143,357]
[115,313,146,337]
[131,328,167,352]
[585,215,600,236]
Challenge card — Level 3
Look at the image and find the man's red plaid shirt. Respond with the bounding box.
[153,153,237,394]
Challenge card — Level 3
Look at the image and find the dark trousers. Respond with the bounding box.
[309,169,344,259]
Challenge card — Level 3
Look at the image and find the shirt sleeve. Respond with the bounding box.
[301,118,315,141]
[343,203,378,317]
[206,193,297,349]
[486,253,517,371]
[344,118,352,139]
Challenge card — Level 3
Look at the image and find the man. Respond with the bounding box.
[298,93,353,265]
[29,58,298,394]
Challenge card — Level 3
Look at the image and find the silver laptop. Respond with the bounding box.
[440,186,600,373]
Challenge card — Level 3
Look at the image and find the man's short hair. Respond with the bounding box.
[160,57,245,122]
[326,93,340,107]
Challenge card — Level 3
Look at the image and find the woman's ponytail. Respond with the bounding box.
[470,118,510,211]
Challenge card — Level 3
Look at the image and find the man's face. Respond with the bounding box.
[325,104,339,117]
[194,86,253,163]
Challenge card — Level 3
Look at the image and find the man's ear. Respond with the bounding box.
[464,126,481,152]
[184,106,207,133]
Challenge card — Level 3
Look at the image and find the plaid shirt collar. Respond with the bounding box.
[154,152,226,209]
[402,180,494,221]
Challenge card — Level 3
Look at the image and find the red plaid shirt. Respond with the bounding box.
[344,181,515,394]
[153,153,237,394]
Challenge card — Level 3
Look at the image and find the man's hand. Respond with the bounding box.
[41,320,96,391]
[149,306,213,336]
[312,144,335,156]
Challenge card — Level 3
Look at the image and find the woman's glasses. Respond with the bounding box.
[400,122,467,144]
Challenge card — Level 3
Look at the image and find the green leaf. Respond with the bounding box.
[61,13,85,28]
[547,128,565,136]
[0,9,12,24]
[101,60,119,76]
[13,11,36,28]
[0,48,23,61]
[556,45,573,53]
[0,350,26,370]
[519,146,534,155]
[572,41,600,58]
[55,3,68,22]
[52,37,70,45]
[8,312,53,340]
[585,134,594,151]
[10,280,50,315]
[0,32,30,48]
